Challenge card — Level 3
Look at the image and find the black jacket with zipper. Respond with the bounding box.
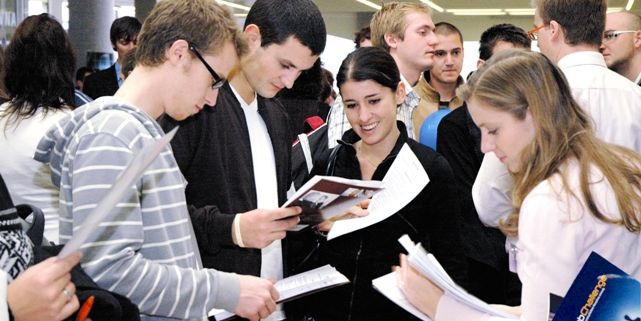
[288,121,468,321]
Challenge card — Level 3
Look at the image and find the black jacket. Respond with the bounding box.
[290,121,468,321]
[159,83,292,276]
[436,105,507,270]
[82,64,119,99]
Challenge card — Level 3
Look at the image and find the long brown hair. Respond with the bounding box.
[458,49,641,237]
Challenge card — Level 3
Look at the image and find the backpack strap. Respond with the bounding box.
[15,204,45,246]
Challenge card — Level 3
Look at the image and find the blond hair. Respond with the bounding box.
[370,2,431,52]
[459,49,641,237]
[136,0,247,67]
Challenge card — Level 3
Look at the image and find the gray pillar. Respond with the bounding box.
[134,0,155,23]
[68,0,114,70]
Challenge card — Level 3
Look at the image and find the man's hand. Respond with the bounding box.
[317,199,370,232]
[235,207,301,248]
[234,275,279,321]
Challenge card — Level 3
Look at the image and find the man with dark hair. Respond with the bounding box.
[434,22,531,306]
[83,16,141,99]
[478,23,531,65]
[354,25,371,48]
[160,1,326,319]
[601,11,641,84]
[413,22,465,135]
[473,0,641,244]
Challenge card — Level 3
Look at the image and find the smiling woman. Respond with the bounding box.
[289,46,468,321]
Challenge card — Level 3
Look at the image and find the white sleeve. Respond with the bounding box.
[516,187,582,321]
[472,153,513,227]
[0,271,9,321]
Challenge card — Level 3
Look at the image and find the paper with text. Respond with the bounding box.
[209,265,349,320]
[372,272,432,321]
[328,144,428,240]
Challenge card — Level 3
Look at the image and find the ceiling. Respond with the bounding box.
[221,0,641,40]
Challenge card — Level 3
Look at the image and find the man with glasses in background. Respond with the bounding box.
[35,1,283,320]
[160,1,326,320]
[600,11,641,85]
[473,0,641,236]
[83,16,141,99]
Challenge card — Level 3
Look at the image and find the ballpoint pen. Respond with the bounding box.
[76,295,95,321]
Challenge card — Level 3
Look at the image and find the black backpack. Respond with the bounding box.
[0,173,140,321]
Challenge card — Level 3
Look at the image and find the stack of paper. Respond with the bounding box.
[373,235,518,320]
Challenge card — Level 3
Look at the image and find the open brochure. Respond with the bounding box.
[373,235,518,320]
[328,143,428,240]
[209,264,349,320]
[551,251,640,321]
[58,127,179,259]
[282,175,384,225]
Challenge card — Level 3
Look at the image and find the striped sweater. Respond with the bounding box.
[34,97,239,321]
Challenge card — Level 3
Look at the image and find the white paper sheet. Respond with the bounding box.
[327,144,429,240]
[372,272,433,321]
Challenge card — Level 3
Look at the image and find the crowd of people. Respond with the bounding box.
[0,0,640,320]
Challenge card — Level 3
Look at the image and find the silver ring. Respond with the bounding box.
[62,287,72,301]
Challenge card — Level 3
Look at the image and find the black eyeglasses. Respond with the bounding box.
[188,44,226,90]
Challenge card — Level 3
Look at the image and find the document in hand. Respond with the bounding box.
[282,175,384,225]
[551,251,640,321]
[57,127,179,259]
[209,265,349,320]
[372,235,518,320]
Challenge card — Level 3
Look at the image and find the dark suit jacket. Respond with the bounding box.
[159,83,292,277]
[83,64,119,99]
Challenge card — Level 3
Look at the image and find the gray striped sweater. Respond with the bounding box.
[34,97,239,321]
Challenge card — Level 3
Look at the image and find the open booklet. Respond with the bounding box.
[550,251,640,321]
[209,264,349,320]
[372,235,518,320]
[58,127,179,259]
[282,175,384,225]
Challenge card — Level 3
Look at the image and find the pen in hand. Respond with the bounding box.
[76,295,95,321]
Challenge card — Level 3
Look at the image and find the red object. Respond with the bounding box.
[76,295,95,321]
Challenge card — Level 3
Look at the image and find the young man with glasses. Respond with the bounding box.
[600,11,641,85]
[34,1,281,320]
[159,1,326,320]
[83,16,141,99]
[473,0,641,248]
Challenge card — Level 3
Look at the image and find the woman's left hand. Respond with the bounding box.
[317,199,371,232]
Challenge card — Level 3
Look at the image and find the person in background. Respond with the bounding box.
[320,68,336,110]
[398,49,641,321]
[74,66,94,91]
[277,59,328,138]
[35,1,280,320]
[472,0,641,232]
[413,22,465,135]
[600,11,641,84]
[326,2,439,147]
[83,16,141,99]
[434,23,530,306]
[354,25,372,48]
[0,13,76,244]
[74,66,94,107]
[291,47,467,321]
